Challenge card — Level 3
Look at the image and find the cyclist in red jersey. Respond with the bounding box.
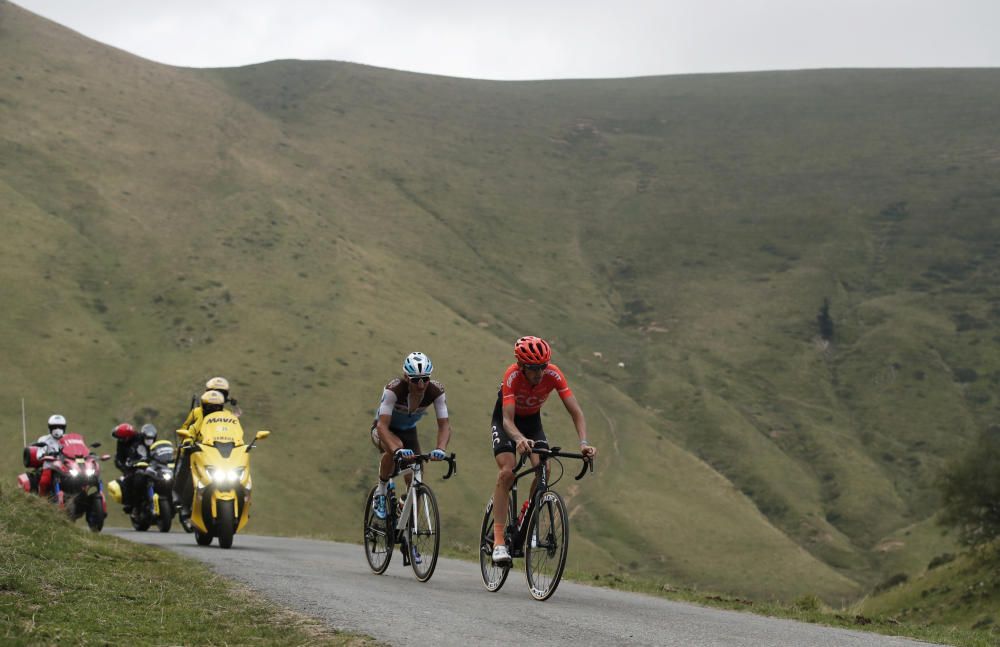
[489,336,597,565]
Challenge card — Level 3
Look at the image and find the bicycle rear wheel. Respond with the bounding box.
[479,496,511,592]
[524,490,569,601]
[363,486,393,574]
[406,484,440,582]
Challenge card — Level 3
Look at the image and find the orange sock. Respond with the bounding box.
[493,522,505,546]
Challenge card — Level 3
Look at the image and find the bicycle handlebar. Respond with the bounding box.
[514,446,594,480]
[393,452,458,480]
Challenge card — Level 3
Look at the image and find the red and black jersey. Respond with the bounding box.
[499,363,573,416]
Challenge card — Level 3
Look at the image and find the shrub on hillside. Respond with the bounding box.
[817,298,834,341]
[873,573,909,593]
[939,426,1000,546]
[927,553,956,570]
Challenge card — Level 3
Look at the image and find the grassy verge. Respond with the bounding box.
[0,485,376,646]
[562,568,996,647]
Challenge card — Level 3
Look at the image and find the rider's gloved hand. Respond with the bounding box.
[394,448,414,460]
[430,449,447,461]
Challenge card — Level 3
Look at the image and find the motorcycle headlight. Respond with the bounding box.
[206,466,243,484]
[163,472,172,481]
[69,468,80,477]
[85,468,96,477]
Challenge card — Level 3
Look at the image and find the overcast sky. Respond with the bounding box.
[14,0,1000,80]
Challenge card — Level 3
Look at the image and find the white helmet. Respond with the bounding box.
[48,414,67,439]
[402,352,433,378]
[140,423,158,446]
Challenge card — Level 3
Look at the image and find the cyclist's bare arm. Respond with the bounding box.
[562,395,596,457]
[433,417,451,456]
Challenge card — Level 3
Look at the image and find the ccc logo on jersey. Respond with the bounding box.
[515,394,549,409]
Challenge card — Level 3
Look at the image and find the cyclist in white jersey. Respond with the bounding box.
[370,352,452,520]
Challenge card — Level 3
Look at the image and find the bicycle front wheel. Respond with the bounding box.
[363,486,393,574]
[479,496,511,592]
[524,490,569,601]
[406,483,440,582]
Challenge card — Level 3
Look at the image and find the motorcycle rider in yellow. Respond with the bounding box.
[174,390,227,528]
[180,376,239,432]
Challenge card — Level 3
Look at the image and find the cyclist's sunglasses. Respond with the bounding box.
[522,363,548,371]
[408,375,430,383]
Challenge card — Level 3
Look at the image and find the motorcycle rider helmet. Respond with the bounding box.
[140,423,157,446]
[47,414,67,439]
[514,336,552,365]
[149,439,175,463]
[113,422,136,440]
[200,390,226,415]
[205,376,230,400]
[402,352,433,378]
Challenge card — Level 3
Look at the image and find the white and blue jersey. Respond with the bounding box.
[376,377,448,431]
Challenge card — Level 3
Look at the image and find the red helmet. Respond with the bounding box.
[514,336,551,364]
[112,422,136,440]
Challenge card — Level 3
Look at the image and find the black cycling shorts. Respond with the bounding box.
[490,392,548,456]
[370,421,421,454]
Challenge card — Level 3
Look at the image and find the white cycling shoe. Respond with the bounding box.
[492,544,512,565]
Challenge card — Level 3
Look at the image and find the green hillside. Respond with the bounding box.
[2,0,999,604]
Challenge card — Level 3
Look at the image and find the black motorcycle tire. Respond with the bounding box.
[157,498,173,533]
[86,495,105,533]
[216,499,236,549]
[195,528,214,546]
[131,511,152,532]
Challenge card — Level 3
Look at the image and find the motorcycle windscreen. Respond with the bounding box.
[199,412,245,446]
[60,434,90,458]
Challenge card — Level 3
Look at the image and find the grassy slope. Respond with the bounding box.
[860,543,1000,635]
[0,485,372,645]
[2,1,1000,607]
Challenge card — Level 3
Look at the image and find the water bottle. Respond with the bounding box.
[517,500,530,527]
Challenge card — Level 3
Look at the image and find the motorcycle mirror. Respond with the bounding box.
[90,442,102,448]
[100,454,111,461]
[255,430,271,440]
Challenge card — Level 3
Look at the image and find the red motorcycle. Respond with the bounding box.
[18,433,111,532]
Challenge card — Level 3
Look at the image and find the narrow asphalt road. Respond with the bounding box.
[107,528,939,647]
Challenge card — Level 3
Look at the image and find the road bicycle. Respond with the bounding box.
[479,446,593,600]
[363,452,457,582]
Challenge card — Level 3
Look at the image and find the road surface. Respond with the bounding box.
[107,529,939,647]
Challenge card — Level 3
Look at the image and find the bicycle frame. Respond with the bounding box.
[364,452,456,580]
[391,461,424,534]
[388,453,456,528]
[505,447,590,555]
[479,445,592,600]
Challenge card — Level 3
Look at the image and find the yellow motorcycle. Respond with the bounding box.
[176,412,269,548]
